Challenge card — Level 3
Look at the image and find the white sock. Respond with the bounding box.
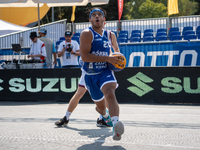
[103,112,109,119]
[65,111,72,120]
[99,114,103,120]
[111,116,119,126]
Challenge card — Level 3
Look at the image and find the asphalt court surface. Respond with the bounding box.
[0,101,200,150]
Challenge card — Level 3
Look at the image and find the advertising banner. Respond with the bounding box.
[116,67,200,103]
[118,0,123,22]
[1,40,200,68]
[120,41,200,67]
[0,67,200,103]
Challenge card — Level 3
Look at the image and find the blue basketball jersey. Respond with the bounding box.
[82,27,110,74]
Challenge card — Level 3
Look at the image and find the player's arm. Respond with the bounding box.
[80,30,118,65]
[111,32,120,53]
[109,32,124,66]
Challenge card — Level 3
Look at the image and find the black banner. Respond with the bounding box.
[0,67,200,103]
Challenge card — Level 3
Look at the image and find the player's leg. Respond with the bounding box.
[83,73,112,126]
[94,98,113,127]
[67,85,86,113]
[96,99,111,127]
[95,98,106,115]
[101,82,119,117]
[101,82,124,140]
[96,99,109,116]
[55,76,86,127]
[99,69,124,140]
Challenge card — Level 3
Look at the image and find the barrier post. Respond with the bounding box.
[117,21,121,36]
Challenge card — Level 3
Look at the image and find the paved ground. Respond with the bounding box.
[0,102,200,150]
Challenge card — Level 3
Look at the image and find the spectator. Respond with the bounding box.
[57,31,80,68]
[39,28,57,68]
[28,32,46,62]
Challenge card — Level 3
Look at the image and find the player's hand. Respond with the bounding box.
[107,55,122,66]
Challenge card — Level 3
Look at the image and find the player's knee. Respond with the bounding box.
[104,89,116,100]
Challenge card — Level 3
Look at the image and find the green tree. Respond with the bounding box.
[124,0,146,19]
[138,0,167,18]
[167,0,198,17]
[41,0,120,24]
[124,0,198,20]
[178,0,198,16]
[154,0,167,6]
[41,0,133,25]
[155,0,198,17]
[40,0,199,25]
[194,0,200,15]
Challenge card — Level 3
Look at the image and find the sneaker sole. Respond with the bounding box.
[96,123,112,127]
[113,121,124,141]
[55,123,68,127]
[96,124,105,127]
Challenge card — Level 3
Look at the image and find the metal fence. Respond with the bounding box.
[1,15,200,49]
[121,17,168,37]
[170,15,200,33]
[0,19,69,49]
[74,20,118,33]
[74,15,200,38]
[74,17,168,37]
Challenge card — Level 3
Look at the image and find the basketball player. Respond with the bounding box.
[80,7,124,140]
[55,20,120,128]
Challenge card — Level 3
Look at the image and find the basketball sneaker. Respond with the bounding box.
[96,118,112,127]
[102,110,113,127]
[113,121,124,140]
[55,116,69,127]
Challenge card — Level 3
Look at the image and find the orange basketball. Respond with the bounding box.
[108,52,126,72]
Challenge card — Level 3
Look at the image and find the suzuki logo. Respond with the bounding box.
[0,79,3,91]
[127,72,154,96]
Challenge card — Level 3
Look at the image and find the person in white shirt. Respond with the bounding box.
[57,31,80,68]
[28,32,46,62]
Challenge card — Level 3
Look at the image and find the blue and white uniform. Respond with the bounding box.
[78,57,85,87]
[82,27,118,102]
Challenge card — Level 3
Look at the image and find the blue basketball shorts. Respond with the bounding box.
[83,68,118,102]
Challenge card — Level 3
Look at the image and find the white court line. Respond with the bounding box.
[0,135,200,149]
[128,114,200,116]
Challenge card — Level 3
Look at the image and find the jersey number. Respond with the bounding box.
[103,41,109,48]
